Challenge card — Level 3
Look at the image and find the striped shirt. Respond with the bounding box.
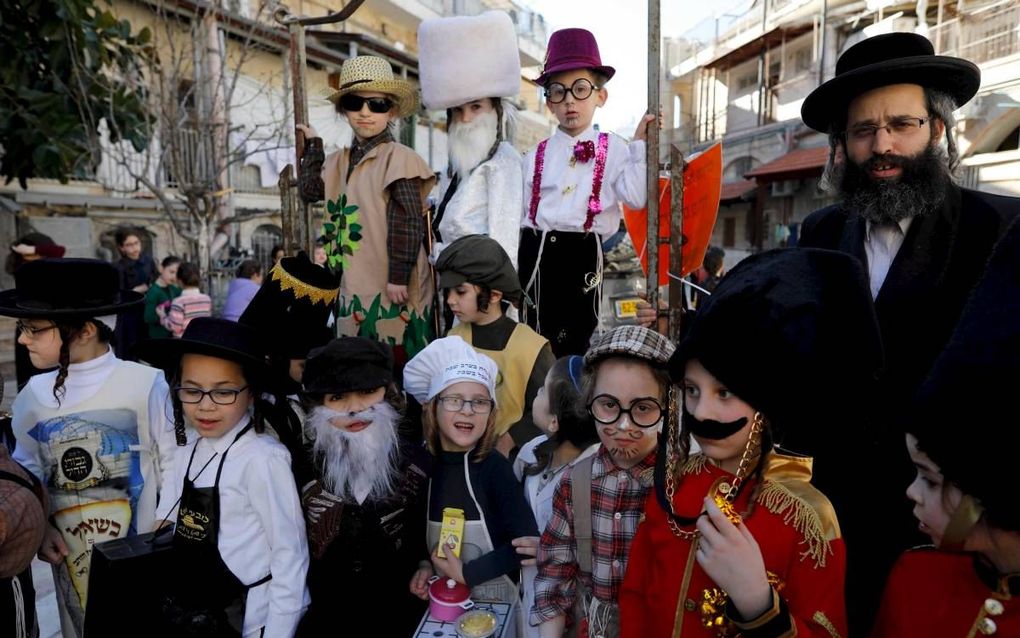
[532,446,656,624]
[162,288,212,338]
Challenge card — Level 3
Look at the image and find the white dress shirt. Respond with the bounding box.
[521,126,647,237]
[864,217,913,299]
[156,417,310,637]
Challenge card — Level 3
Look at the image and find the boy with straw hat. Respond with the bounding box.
[298,55,437,369]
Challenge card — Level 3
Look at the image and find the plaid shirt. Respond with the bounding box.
[531,446,656,625]
[299,132,424,285]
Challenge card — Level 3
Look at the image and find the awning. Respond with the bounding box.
[744,146,829,182]
[720,179,756,202]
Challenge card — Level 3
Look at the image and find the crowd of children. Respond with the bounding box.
[3,14,1019,638]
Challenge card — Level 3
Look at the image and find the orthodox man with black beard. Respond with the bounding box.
[417,11,523,270]
[797,32,1020,635]
[295,337,431,637]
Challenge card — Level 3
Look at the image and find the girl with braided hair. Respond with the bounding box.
[142,317,309,636]
[0,258,175,637]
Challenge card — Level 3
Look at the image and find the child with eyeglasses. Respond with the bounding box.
[403,336,539,631]
[519,28,656,358]
[531,325,674,638]
[619,249,882,638]
[297,55,437,367]
[1,258,176,636]
[144,317,309,636]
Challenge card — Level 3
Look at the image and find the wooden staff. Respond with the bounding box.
[274,0,367,258]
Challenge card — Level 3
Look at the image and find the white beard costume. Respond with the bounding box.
[418,12,524,269]
[434,111,523,267]
[448,109,500,179]
[308,403,401,505]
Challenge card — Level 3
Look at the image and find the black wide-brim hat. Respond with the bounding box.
[910,217,1020,531]
[302,337,394,395]
[0,258,143,319]
[801,32,980,133]
[135,317,271,379]
[670,248,883,434]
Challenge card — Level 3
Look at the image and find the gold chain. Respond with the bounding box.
[663,389,763,540]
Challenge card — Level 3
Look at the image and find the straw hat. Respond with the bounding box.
[325,55,420,119]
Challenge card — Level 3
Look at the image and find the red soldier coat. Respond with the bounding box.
[619,452,847,638]
[872,548,1019,638]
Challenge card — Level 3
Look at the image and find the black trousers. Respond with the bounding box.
[518,229,600,358]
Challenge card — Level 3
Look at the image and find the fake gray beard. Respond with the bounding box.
[448,109,499,179]
[309,403,401,505]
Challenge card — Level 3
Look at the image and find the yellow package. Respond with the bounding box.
[437,507,465,558]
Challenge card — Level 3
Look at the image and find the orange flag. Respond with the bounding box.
[623,142,722,286]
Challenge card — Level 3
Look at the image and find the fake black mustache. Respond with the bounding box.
[685,410,747,440]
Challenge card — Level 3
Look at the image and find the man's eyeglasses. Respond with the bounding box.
[16,321,58,339]
[846,116,930,142]
[339,94,394,114]
[587,394,663,428]
[175,386,250,405]
[544,79,601,104]
[437,396,494,415]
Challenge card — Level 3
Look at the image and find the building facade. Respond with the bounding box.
[664,0,1020,267]
[0,0,555,293]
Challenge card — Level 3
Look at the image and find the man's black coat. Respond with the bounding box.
[796,183,1019,635]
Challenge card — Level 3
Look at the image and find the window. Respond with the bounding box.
[995,125,1019,152]
[725,156,756,180]
[722,217,736,248]
[735,70,758,91]
[251,224,283,268]
[793,48,812,73]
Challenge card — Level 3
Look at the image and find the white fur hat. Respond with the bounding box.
[403,336,499,405]
[417,11,521,111]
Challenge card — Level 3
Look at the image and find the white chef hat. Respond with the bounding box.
[403,336,499,405]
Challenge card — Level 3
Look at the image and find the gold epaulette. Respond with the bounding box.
[756,479,835,568]
[680,453,709,476]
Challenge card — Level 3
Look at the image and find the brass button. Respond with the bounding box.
[978,617,997,635]
[985,599,1005,616]
[684,598,696,612]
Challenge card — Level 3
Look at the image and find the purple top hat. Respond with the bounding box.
[537,28,616,87]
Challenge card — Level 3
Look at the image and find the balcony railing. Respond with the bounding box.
[930,0,1019,65]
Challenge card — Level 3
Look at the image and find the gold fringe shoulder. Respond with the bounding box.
[680,453,709,476]
[756,477,839,568]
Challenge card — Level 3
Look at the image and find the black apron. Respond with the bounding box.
[163,424,271,636]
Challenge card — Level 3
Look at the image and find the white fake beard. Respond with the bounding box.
[448,109,499,179]
[309,403,401,505]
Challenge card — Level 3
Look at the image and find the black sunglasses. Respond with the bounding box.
[339,94,393,114]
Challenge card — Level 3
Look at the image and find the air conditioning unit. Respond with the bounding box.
[771,180,798,197]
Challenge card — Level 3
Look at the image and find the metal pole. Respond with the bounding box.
[818,0,828,86]
[646,0,662,333]
[757,0,769,126]
[668,144,684,344]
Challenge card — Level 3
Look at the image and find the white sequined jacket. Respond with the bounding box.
[435,141,523,268]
